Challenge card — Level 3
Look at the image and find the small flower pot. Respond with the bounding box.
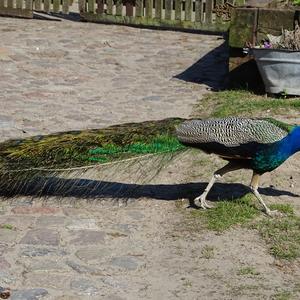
[252,48,300,95]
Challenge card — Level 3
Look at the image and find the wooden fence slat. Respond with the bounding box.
[34,0,41,10]
[215,0,223,24]
[53,0,60,12]
[165,0,172,20]
[87,0,94,13]
[116,0,122,16]
[145,0,153,18]
[185,0,192,21]
[205,0,213,24]
[106,0,112,14]
[175,0,181,20]
[0,0,5,8]
[125,2,133,16]
[195,0,203,22]
[96,0,104,13]
[7,0,13,9]
[16,0,22,9]
[135,0,143,17]
[26,0,32,9]
[62,0,69,13]
[155,0,162,19]
[44,0,50,12]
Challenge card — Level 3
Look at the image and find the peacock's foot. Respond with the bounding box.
[265,209,283,218]
[194,195,213,209]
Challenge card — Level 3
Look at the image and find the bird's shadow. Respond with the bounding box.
[0,177,298,205]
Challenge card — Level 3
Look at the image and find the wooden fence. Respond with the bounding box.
[33,0,71,14]
[80,0,245,31]
[0,0,33,18]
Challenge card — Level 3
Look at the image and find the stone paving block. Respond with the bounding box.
[24,273,71,290]
[65,260,104,275]
[126,210,145,220]
[0,257,11,269]
[69,230,105,245]
[25,259,69,273]
[20,229,60,246]
[103,295,126,300]
[11,288,48,300]
[0,243,8,256]
[110,256,141,271]
[35,216,66,227]
[62,208,89,216]
[0,216,35,230]
[0,271,16,285]
[70,278,99,296]
[20,247,68,257]
[0,229,18,243]
[66,219,98,230]
[75,248,111,262]
[11,207,60,215]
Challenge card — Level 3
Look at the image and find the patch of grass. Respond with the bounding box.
[269,203,294,215]
[191,194,259,232]
[182,279,192,287]
[201,245,215,259]
[272,291,293,300]
[193,90,300,118]
[0,224,14,230]
[253,214,300,260]
[237,266,260,276]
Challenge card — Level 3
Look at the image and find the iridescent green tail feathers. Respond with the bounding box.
[0,118,187,197]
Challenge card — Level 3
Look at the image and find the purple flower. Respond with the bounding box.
[263,41,272,49]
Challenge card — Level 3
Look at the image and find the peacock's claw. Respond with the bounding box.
[194,195,213,209]
[265,209,283,218]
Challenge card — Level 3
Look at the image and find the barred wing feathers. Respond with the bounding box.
[176,117,291,159]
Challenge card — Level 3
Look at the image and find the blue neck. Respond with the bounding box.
[279,126,300,156]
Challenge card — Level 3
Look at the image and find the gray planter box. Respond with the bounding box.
[252,48,300,95]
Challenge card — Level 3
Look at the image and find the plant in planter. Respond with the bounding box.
[251,24,300,95]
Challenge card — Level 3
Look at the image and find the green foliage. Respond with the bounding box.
[237,266,260,276]
[253,214,300,260]
[272,291,293,300]
[201,245,215,259]
[269,203,294,215]
[0,224,14,230]
[293,0,300,6]
[191,194,259,232]
[193,90,300,118]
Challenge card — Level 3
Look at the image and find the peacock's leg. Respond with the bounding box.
[194,162,243,209]
[250,172,279,216]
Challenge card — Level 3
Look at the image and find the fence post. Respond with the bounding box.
[165,0,172,20]
[136,0,143,17]
[155,0,162,19]
[146,0,153,18]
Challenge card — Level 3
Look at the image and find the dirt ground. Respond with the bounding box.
[0,16,300,300]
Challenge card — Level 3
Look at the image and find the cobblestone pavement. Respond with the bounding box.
[0,16,238,300]
[0,17,227,142]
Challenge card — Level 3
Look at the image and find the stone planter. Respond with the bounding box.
[252,48,300,95]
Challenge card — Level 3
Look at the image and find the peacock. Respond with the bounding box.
[0,116,299,216]
[176,117,300,216]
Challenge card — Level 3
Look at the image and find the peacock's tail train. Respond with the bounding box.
[0,118,189,198]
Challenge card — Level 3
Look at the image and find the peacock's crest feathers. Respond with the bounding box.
[176,117,289,147]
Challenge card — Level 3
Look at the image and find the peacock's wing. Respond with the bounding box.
[176,117,294,159]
